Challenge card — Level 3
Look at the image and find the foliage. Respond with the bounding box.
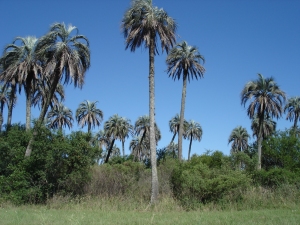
[0,124,100,204]
[171,153,250,209]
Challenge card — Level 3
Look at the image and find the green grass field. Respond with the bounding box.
[0,205,299,225]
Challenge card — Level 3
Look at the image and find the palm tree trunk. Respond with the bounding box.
[293,114,298,130]
[149,30,159,204]
[88,123,91,133]
[0,103,4,132]
[25,71,61,157]
[188,134,193,161]
[178,72,188,161]
[105,139,115,163]
[7,83,16,128]
[122,140,125,157]
[257,114,264,170]
[169,131,177,146]
[25,77,32,131]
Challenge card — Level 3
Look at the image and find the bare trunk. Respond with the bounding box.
[293,114,298,130]
[257,114,264,170]
[7,83,16,128]
[25,71,61,157]
[188,134,193,161]
[105,139,115,163]
[88,123,91,133]
[25,76,32,131]
[149,31,159,204]
[122,140,125,157]
[0,103,3,132]
[178,72,187,161]
[169,131,177,158]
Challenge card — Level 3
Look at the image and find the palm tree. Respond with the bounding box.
[129,136,149,162]
[0,85,10,131]
[251,114,276,140]
[284,97,300,130]
[228,126,250,170]
[241,73,286,169]
[5,84,17,128]
[103,114,127,163]
[169,114,188,146]
[185,120,203,161]
[0,36,42,130]
[119,117,134,156]
[76,100,103,133]
[32,78,65,111]
[166,41,205,161]
[47,102,73,131]
[122,0,177,203]
[135,115,161,145]
[26,23,90,157]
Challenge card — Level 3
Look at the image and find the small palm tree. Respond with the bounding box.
[129,136,149,162]
[228,126,250,170]
[0,36,42,130]
[185,120,203,161]
[166,41,205,161]
[76,100,103,133]
[119,117,134,156]
[47,102,73,131]
[103,114,128,163]
[241,73,286,169]
[122,0,176,203]
[228,126,250,154]
[168,114,188,146]
[284,97,300,130]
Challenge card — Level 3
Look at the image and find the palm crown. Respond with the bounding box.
[284,97,300,129]
[76,100,103,133]
[228,126,250,153]
[47,102,73,130]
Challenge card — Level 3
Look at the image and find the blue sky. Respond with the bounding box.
[1,0,300,158]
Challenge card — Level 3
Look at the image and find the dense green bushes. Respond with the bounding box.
[0,124,100,204]
[0,125,299,210]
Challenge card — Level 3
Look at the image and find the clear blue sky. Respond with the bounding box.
[1,0,300,158]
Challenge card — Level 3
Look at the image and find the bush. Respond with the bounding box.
[171,154,250,209]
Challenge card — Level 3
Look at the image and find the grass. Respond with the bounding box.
[0,205,299,225]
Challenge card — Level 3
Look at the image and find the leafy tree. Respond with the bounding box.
[47,102,73,131]
[0,36,42,130]
[166,41,205,161]
[169,114,188,146]
[241,74,286,169]
[284,97,300,130]
[76,100,103,133]
[186,120,203,161]
[122,0,176,203]
[26,23,90,157]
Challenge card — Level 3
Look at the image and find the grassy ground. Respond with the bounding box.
[0,205,299,225]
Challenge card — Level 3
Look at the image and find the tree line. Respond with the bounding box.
[0,0,299,204]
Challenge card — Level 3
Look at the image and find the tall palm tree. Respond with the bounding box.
[168,114,188,146]
[5,83,17,128]
[166,41,205,161]
[228,126,250,154]
[0,85,10,131]
[284,97,300,130]
[251,114,276,140]
[26,23,90,157]
[122,0,176,203]
[241,73,286,169]
[76,100,103,133]
[185,120,203,161]
[47,102,73,131]
[103,114,127,163]
[0,36,42,130]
